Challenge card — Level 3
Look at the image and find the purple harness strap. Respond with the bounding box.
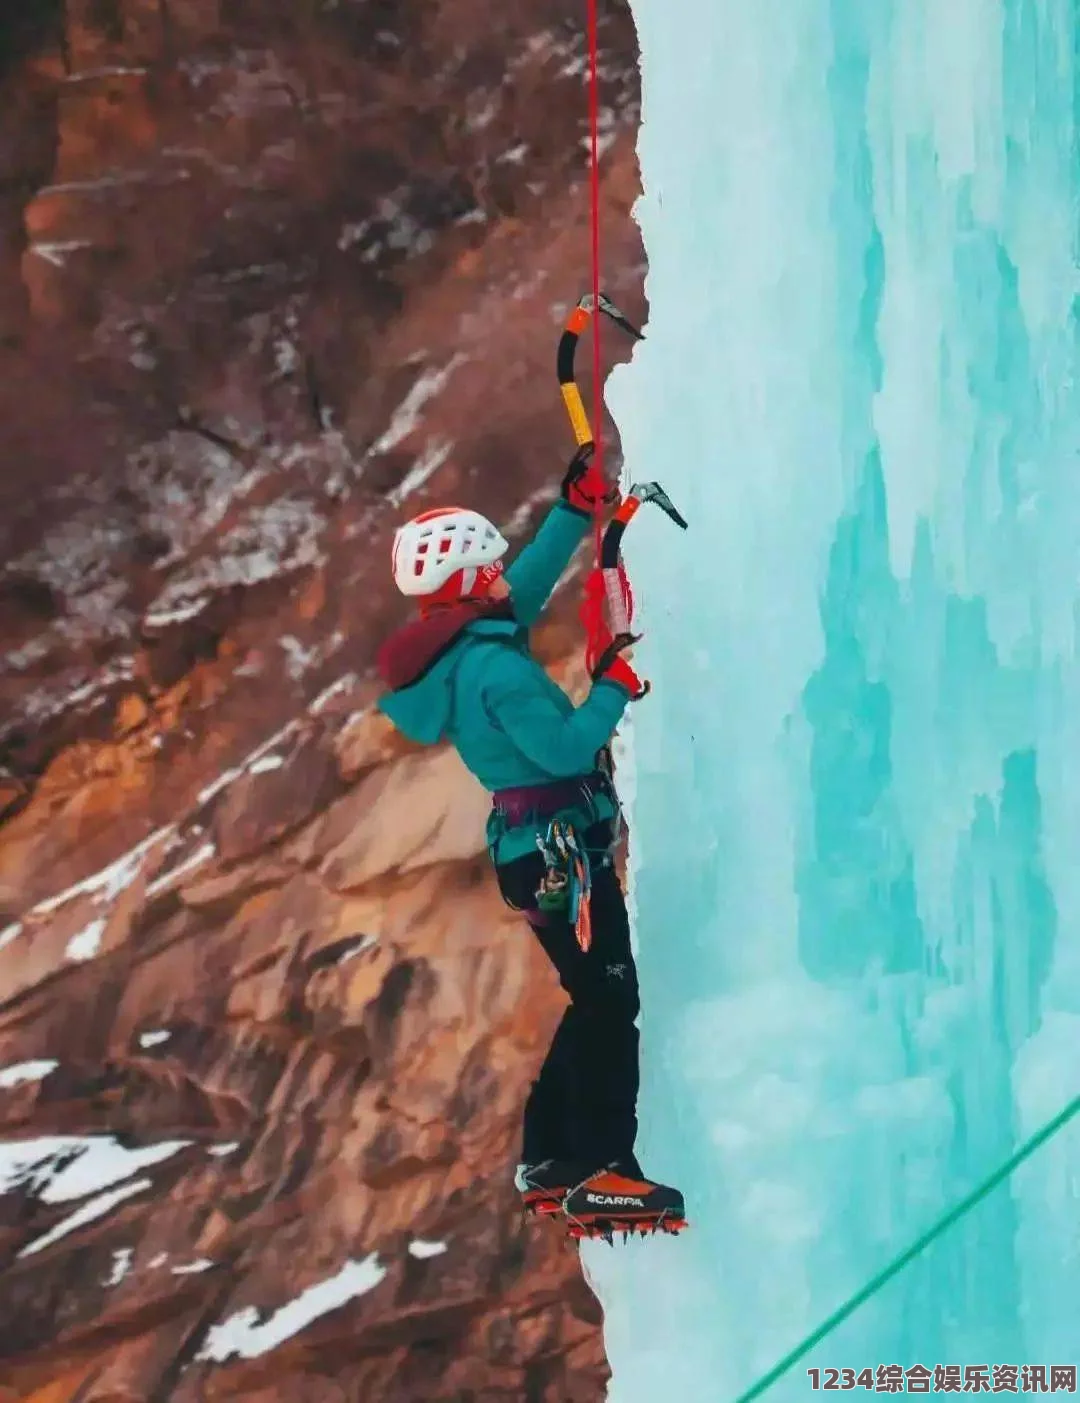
[491,771,609,828]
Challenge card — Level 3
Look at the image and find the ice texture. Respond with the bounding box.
[591,0,1079,1396]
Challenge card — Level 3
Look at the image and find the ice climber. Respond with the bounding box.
[376,445,684,1238]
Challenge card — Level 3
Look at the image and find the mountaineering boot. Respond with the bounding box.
[562,1160,686,1239]
[515,1159,599,1216]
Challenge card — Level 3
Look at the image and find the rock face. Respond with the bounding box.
[0,2,645,1398]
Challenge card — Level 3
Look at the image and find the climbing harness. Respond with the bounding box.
[735,1091,1080,1402]
[535,817,593,952]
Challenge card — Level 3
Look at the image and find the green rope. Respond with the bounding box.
[734,1092,1080,1403]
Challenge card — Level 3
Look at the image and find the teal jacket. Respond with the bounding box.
[377,500,630,864]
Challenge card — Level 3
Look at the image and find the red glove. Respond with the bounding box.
[579,568,647,697]
[591,631,649,700]
[561,442,618,515]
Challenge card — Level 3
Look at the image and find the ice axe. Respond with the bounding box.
[555,291,688,656]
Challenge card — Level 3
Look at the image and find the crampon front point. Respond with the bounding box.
[564,1210,690,1245]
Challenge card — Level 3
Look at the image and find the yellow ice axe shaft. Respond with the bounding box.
[556,293,643,448]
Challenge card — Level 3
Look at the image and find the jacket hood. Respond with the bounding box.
[375,600,520,746]
[376,599,516,691]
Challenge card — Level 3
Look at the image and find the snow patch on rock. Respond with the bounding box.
[387,440,453,509]
[249,754,285,775]
[173,1257,215,1275]
[366,354,467,461]
[19,1179,152,1259]
[309,673,358,715]
[408,1238,448,1260]
[66,916,107,962]
[197,1254,388,1363]
[145,841,216,898]
[0,1059,58,1090]
[105,1246,134,1286]
[0,1135,190,1207]
[144,497,327,628]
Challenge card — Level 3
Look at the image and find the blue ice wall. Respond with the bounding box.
[587,1,1079,1397]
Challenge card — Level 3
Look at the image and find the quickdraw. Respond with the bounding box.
[556,293,688,677]
[536,817,593,952]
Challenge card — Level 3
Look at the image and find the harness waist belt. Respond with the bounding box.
[491,771,611,827]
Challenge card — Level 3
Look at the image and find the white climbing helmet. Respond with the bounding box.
[391,506,509,598]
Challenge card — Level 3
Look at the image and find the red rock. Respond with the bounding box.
[211,732,339,864]
[0,0,642,1396]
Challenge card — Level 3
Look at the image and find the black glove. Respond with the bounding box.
[561,442,619,513]
[590,631,649,699]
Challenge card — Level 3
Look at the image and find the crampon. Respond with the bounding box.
[563,1210,690,1244]
[522,1196,689,1242]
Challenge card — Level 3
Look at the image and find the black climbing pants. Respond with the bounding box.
[495,821,640,1169]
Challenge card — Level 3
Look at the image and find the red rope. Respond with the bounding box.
[586,0,604,561]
